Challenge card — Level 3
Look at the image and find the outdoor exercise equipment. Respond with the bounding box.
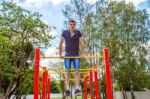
[33,48,113,99]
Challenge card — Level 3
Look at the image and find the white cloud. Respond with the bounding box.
[86,0,146,7]
[44,47,57,56]
[40,47,59,67]
[50,0,70,6]
[111,0,146,7]
[49,28,58,37]
[13,0,146,8]
[13,0,69,8]
[147,8,150,14]
[85,0,99,4]
[13,0,44,8]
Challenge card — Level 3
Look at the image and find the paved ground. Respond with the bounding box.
[8,90,150,99]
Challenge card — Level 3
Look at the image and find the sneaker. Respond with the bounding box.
[75,89,81,96]
[65,90,71,97]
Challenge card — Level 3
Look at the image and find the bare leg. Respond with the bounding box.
[74,70,80,89]
[65,71,70,90]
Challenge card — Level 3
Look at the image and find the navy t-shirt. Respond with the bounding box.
[61,30,82,54]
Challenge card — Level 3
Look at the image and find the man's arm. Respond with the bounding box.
[79,37,84,56]
[58,37,64,56]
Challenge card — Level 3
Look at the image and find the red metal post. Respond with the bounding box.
[47,75,50,99]
[104,48,113,99]
[42,67,46,99]
[84,75,88,99]
[89,69,94,99]
[45,70,48,99]
[34,48,40,99]
[94,66,100,99]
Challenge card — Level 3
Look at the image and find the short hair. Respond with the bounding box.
[69,19,76,24]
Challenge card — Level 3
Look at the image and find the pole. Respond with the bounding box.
[34,48,40,99]
[104,48,113,99]
[48,75,50,99]
[45,70,48,99]
[94,66,100,99]
[89,69,94,99]
[84,75,88,99]
[42,67,46,99]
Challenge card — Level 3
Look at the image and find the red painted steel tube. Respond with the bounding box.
[89,69,94,99]
[94,67,100,99]
[34,48,40,99]
[45,71,48,99]
[48,75,50,99]
[104,48,113,99]
[84,75,88,99]
[42,67,46,99]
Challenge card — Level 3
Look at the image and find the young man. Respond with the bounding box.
[58,19,84,97]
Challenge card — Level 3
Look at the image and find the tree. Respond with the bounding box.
[0,1,53,98]
[62,0,150,99]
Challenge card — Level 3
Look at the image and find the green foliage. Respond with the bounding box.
[51,81,61,93]
[0,1,53,97]
[62,0,150,95]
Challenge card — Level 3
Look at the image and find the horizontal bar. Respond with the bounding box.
[47,68,89,71]
[55,79,86,81]
[40,56,104,59]
[48,71,88,74]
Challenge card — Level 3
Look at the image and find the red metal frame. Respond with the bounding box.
[94,66,100,99]
[34,48,40,99]
[84,75,88,99]
[47,75,50,99]
[33,48,113,99]
[42,67,46,99]
[89,69,94,99]
[45,71,48,99]
[104,48,113,99]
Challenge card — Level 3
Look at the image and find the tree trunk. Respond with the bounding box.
[122,89,128,99]
[130,78,135,99]
[4,78,19,99]
[130,90,135,99]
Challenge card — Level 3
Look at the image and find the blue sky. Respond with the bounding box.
[1,0,150,66]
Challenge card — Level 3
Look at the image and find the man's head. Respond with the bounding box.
[69,19,76,31]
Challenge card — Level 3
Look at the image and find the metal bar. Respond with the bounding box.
[42,68,46,99]
[48,71,88,74]
[84,75,88,99]
[94,67,100,99]
[89,69,94,99]
[47,75,50,99]
[34,48,40,99]
[47,68,89,71]
[104,48,113,99]
[40,56,104,59]
[45,71,48,99]
[56,79,86,81]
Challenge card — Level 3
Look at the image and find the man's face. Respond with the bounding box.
[69,22,76,31]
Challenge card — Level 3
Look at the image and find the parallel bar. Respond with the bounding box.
[42,67,46,99]
[48,71,88,74]
[34,48,40,99]
[84,75,88,99]
[40,56,104,59]
[56,78,86,81]
[47,75,50,99]
[45,71,48,99]
[41,65,104,70]
[47,68,89,71]
[104,48,113,99]
[89,69,94,99]
[94,67,100,99]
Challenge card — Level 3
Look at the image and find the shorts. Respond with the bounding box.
[64,52,80,71]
